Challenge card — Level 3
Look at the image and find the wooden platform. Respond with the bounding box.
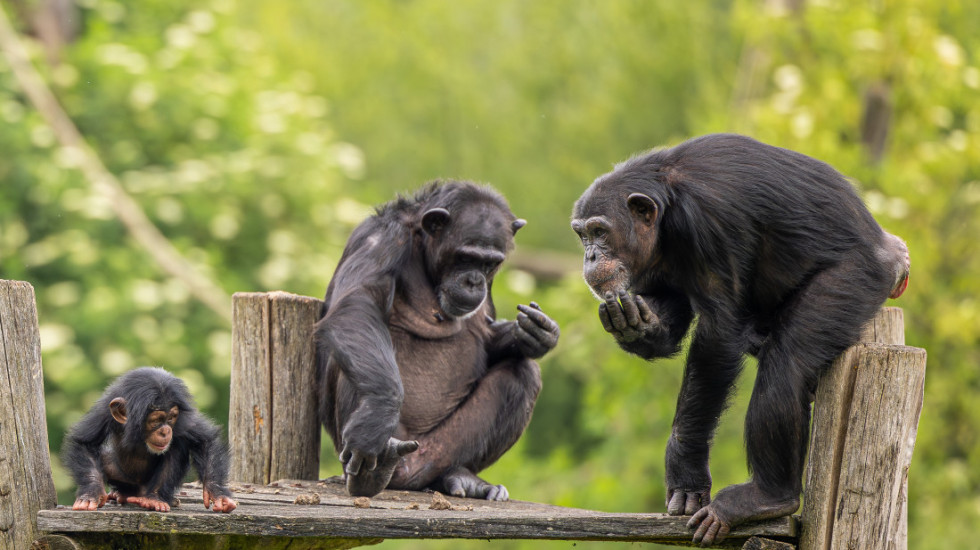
[35,479,798,549]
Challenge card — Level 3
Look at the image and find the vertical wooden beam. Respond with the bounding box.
[801,307,925,550]
[230,292,322,484]
[0,280,57,550]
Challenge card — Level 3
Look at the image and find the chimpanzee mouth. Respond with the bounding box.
[147,441,171,455]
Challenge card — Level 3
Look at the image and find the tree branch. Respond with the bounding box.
[0,5,232,324]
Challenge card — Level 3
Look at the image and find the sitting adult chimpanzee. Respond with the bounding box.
[63,367,237,513]
[571,134,910,546]
[315,180,559,500]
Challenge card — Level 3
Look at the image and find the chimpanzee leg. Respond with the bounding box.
[665,321,745,516]
[389,357,541,498]
[688,257,891,546]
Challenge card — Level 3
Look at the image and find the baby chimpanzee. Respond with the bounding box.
[63,367,237,513]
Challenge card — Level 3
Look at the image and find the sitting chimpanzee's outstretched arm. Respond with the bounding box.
[315,219,411,478]
[599,287,694,360]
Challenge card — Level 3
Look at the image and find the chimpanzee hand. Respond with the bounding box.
[598,291,659,344]
[347,437,419,497]
[514,302,560,358]
[340,408,400,477]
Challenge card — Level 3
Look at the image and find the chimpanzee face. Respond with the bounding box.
[421,201,524,319]
[572,183,660,300]
[144,406,179,455]
[109,396,179,455]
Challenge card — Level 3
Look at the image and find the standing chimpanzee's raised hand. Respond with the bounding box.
[62,367,237,514]
[572,134,910,546]
[316,181,556,501]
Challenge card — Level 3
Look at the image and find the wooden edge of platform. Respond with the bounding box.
[36,480,798,545]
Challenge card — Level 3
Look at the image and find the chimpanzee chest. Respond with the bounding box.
[388,324,488,435]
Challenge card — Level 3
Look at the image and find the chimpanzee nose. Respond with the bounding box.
[586,249,597,263]
[465,273,482,287]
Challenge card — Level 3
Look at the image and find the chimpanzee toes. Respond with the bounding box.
[688,504,731,546]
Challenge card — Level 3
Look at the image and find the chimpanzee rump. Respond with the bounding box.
[315,180,559,501]
[571,134,909,546]
[62,367,237,513]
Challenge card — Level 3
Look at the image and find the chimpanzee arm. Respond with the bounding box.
[185,415,237,512]
[599,287,694,360]
[487,302,560,362]
[62,408,113,509]
[315,223,407,476]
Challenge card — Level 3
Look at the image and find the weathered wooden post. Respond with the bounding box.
[0,280,57,550]
[230,291,323,484]
[800,307,926,550]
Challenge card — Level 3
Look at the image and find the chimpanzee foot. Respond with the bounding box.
[114,495,171,512]
[687,482,799,547]
[440,466,509,501]
[346,437,419,497]
[666,487,711,515]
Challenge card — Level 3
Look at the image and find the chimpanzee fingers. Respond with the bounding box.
[603,292,629,331]
[516,311,558,348]
[516,326,546,357]
[345,453,364,476]
[396,439,420,457]
[598,303,615,333]
[517,304,558,332]
[634,294,656,324]
[445,476,466,498]
[618,290,642,327]
[203,489,212,509]
[666,490,687,515]
[486,484,509,501]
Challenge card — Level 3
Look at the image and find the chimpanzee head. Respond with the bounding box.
[571,162,665,300]
[418,183,525,319]
[105,367,194,454]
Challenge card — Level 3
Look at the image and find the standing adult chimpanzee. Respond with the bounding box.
[315,180,559,501]
[571,134,910,546]
[63,367,237,513]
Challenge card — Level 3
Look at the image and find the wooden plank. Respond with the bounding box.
[230,293,273,483]
[268,292,322,481]
[37,480,797,547]
[830,345,925,550]
[800,307,908,550]
[0,280,57,550]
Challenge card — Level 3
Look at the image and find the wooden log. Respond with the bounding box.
[37,479,798,546]
[800,307,925,550]
[230,292,322,484]
[0,280,57,550]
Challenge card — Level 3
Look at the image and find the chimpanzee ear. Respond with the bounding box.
[512,219,527,234]
[421,208,451,236]
[109,397,128,425]
[627,193,658,226]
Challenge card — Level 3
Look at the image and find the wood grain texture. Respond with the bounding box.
[230,292,323,484]
[0,280,57,550]
[268,292,322,482]
[230,293,272,483]
[37,480,797,548]
[830,345,925,550]
[801,307,925,550]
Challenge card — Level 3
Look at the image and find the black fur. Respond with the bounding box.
[572,134,910,545]
[315,180,558,500]
[62,367,232,508]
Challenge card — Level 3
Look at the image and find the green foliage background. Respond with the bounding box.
[0,1,977,548]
